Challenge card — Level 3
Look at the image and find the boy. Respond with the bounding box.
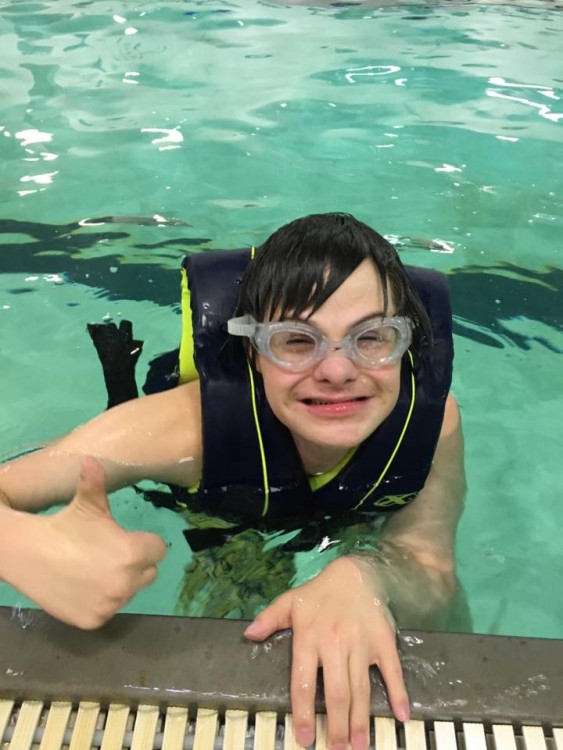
[0,213,465,750]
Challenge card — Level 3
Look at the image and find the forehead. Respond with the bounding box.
[304,259,391,324]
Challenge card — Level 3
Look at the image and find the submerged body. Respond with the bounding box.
[0,214,466,750]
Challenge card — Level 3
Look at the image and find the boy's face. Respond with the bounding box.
[256,259,403,471]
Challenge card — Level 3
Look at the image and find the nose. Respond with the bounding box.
[312,347,358,383]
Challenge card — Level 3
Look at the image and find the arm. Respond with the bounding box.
[356,391,466,628]
[0,381,203,628]
[245,394,466,750]
[0,380,203,512]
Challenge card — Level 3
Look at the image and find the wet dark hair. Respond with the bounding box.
[235,212,433,358]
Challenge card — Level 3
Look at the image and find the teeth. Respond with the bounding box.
[306,397,363,405]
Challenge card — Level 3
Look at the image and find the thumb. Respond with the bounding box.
[72,456,112,518]
[244,592,293,641]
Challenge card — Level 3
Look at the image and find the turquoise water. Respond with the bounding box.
[0,1,562,638]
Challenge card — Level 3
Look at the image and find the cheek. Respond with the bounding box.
[255,355,289,400]
[367,364,401,392]
[257,359,294,402]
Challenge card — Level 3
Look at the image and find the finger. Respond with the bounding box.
[348,648,371,750]
[243,592,292,641]
[129,530,168,565]
[290,634,319,748]
[320,644,351,750]
[73,456,112,517]
[138,565,159,589]
[375,638,410,723]
[119,320,133,340]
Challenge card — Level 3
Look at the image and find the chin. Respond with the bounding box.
[298,425,369,451]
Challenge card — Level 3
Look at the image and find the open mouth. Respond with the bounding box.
[302,396,369,405]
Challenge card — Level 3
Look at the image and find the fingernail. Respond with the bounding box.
[396,704,410,723]
[243,622,260,636]
[329,743,347,750]
[351,731,369,750]
[295,727,315,747]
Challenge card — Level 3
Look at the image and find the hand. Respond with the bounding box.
[6,456,167,629]
[244,556,410,750]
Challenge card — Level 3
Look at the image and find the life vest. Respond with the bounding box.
[165,248,453,523]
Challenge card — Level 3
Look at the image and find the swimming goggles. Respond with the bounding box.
[227,314,413,371]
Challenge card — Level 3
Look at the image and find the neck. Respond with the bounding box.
[293,437,350,476]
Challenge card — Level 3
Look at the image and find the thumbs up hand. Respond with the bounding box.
[5,457,167,629]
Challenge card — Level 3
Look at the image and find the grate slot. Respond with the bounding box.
[376,717,398,749]
[9,701,43,750]
[68,702,100,750]
[522,725,548,750]
[253,712,277,750]
[492,724,519,750]
[131,706,160,750]
[463,721,488,750]
[99,704,130,750]
[38,702,72,750]
[1,700,16,746]
[161,707,189,750]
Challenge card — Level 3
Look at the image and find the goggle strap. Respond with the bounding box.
[227,316,256,337]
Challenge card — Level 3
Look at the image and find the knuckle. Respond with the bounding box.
[100,566,136,602]
[293,629,316,652]
[290,673,314,700]
[327,727,349,748]
[328,619,361,644]
[121,536,143,566]
[143,567,158,586]
[352,716,370,735]
[108,578,134,602]
[76,609,111,630]
[325,685,350,709]
[353,674,371,700]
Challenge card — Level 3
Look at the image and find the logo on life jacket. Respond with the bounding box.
[371,492,418,508]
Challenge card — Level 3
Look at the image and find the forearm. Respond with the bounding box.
[349,542,458,630]
[0,490,13,581]
[355,394,466,629]
[0,488,10,508]
[0,487,30,584]
[0,498,42,586]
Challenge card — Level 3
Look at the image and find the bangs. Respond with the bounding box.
[266,259,390,322]
[233,212,430,358]
[242,218,391,322]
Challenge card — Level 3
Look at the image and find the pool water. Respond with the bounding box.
[0,0,562,638]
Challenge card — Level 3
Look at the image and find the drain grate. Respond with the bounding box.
[1,700,562,750]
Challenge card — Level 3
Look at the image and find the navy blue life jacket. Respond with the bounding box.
[169,249,453,524]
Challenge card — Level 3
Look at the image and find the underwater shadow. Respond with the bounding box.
[1,217,561,353]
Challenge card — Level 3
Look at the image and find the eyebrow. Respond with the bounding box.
[291,310,391,330]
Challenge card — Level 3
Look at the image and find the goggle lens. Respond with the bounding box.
[353,325,402,361]
[269,330,317,365]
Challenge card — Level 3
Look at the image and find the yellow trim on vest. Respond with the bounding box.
[352,350,417,511]
[246,358,270,517]
[180,248,415,513]
[180,249,255,383]
[307,447,358,491]
[179,267,199,384]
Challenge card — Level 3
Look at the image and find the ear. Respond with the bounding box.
[245,342,261,373]
[254,351,262,374]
